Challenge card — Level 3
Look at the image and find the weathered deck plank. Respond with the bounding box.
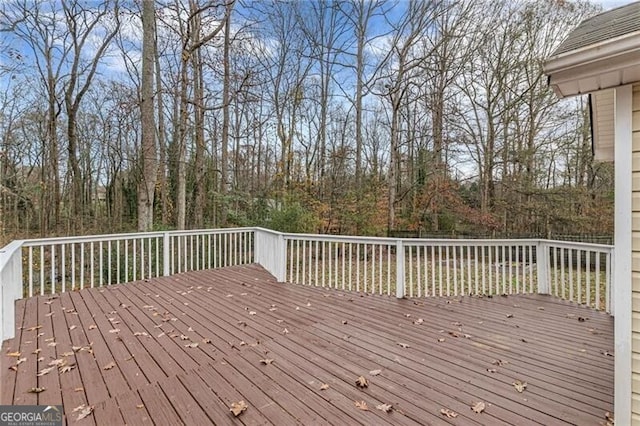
[2,264,614,425]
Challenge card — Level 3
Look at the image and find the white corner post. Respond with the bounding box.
[277,233,286,282]
[163,232,171,276]
[614,84,632,426]
[536,240,549,294]
[396,240,405,298]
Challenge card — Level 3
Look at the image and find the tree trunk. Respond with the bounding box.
[137,0,157,232]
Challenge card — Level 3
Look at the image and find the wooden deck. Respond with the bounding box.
[1,264,614,425]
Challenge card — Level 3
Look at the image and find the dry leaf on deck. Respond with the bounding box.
[103,361,116,370]
[59,364,75,373]
[32,348,41,355]
[69,325,77,331]
[492,359,508,366]
[376,403,393,413]
[319,384,330,390]
[27,325,42,331]
[185,342,199,348]
[506,314,514,318]
[440,408,458,418]
[471,401,486,413]
[27,387,46,394]
[437,338,446,343]
[413,318,424,325]
[230,400,248,417]
[282,328,289,335]
[513,380,527,393]
[354,401,368,411]
[134,332,148,337]
[88,325,97,330]
[136,404,144,409]
[355,375,369,388]
[397,342,410,349]
[108,329,120,334]
[259,358,274,365]
[37,366,55,377]
[47,342,57,347]
[202,338,211,344]
[249,311,256,316]
[486,368,497,373]
[76,405,94,421]
[48,359,66,367]
[16,357,26,365]
[6,352,21,357]
[605,411,614,426]
[369,369,382,376]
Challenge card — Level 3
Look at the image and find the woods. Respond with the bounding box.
[0,0,613,243]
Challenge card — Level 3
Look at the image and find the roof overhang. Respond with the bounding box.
[544,31,640,98]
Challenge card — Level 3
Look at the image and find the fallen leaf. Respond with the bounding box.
[187,327,194,332]
[354,401,368,411]
[342,320,348,325]
[437,338,446,343]
[376,403,393,413]
[179,335,189,340]
[601,351,614,357]
[108,329,120,334]
[319,384,330,390]
[513,380,527,393]
[59,364,75,373]
[356,375,369,388]
[249,311,256,316]
[440,408,458,418]
[136,404,144,409]
[413,318,424,325]
[74,387,84,392]
[486,368,497,373]
[282,328,289,335]
[492,359,508,366]
[69,325,77,331]
[605,411,614,426]
[88,324,97,330]
[6,352,21,357]
[369,369,382,376]
[230,400,248,417]
[28,387,46,394]
[506,314,514,318]
[48,359,66,367]
[471,401,486,413]
[103,361,116,370]
[134,332,148,337]
[76,405,94,421]
[202,338,211,344]
[185,342,199,348]
[259,358,274,365]
[269,307,277,312]
[27,325,42,331]
[47,342,57,347]
[397,342,410,349]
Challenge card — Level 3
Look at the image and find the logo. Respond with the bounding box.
[0,405,63,426]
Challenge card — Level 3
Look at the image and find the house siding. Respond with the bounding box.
[632,83,640,421]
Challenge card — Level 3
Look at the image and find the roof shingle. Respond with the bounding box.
[552,1,640,55]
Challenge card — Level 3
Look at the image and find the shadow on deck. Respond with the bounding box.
[1,264,614,425]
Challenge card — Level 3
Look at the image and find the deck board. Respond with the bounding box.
[2,264,614,425]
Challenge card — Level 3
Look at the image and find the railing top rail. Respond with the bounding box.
[543,239,614,252]
[19,227,255,247]
[0,240,24,270]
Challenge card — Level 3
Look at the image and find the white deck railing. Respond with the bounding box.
[0,227,613,342]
